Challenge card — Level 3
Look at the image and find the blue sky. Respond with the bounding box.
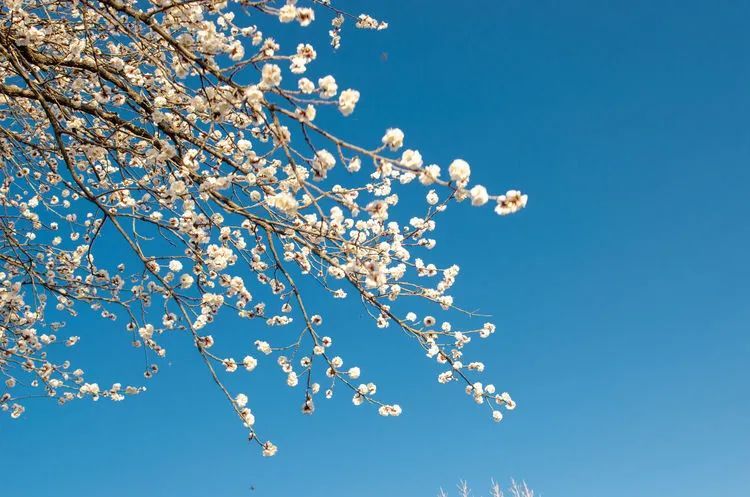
[4,1,749,496]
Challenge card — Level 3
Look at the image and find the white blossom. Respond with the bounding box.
[496,190,529,215]
[338,89,360,116]
[318,75,338,98]
[278,4,297,23]
[448,159,471,184]
[382,128,405,150]
[470,185,489,206]
[261,64,282,87]
[243,356,258,372]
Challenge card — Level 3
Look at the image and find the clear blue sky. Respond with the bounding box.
[4,1,749,496]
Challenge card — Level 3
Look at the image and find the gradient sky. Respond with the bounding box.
[3,1,749,496]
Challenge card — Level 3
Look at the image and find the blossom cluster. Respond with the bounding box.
[0,0,526,455]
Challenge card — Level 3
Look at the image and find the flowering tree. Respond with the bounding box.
[441,479,537,497]
[0,0,527,456]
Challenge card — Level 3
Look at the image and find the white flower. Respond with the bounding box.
[296,7,315,26]
[243,356,258,372]
[400,149,423,169]
[287,371,298,387]
[236,393,249,407]
[495,190,528,215]
[80,383,100,398]
[267,192,298,215]
[241,407,255,426]
[312,149,336,179]
[492,410,503,422]
[298,77,315,94]
[10,404,25,419]
[338,89,360,116]
[243,85,263,104]
[377,404,402,416]
[261,64,282,87]
[197,335,214,349]
[278,4,297,23]
[237,139,252,152]
[223,358,238,372]
[470,185,489,206]
[168,260,183,272]
[318,75,338,98]
[382,128,404,150]
[180,274,194,289]
[347,156,361,172]
[448,159,471,184]
[420,164,441,185]
[228,40,244,61]
[262,441,278,457]
[290,55,307,74]
[438,371,453,383]
[500,392,516,410]
[255,340,272,355]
